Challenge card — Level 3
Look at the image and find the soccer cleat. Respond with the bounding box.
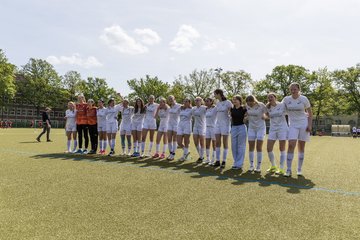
[178,156,186,162]
[108,150,114,157]
[159,153,166,159]
[275,168,285,175]
[166,153,173,160]
[231,166,242,170]
[284,170,292,177]
[47,139,52,142]
[203,159,210,164]
[153,153,160,158]
[254,168,261,173]
[297,170,303,176]
[213,161,220,167]
[267,166,278,173]
[131,152,137,157]
[248,166,255,172]
[36,138,40,142]
[75,149,83,154]
[82,149,89,154]
[220,161,226,169]
[88,150,96,155]
[196,157,203,164]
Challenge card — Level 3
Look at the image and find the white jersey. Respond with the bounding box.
[120,107,134,126]
[132,109,146,124]
[106,104,123,123]
[168,103,181,126]
[246,102,267,129]
[282,95,311,126]
[145,103,159,121]
[267,103,288,131]
[65,109,76,126]
[97,108,107,125]
[158,108,169,125]
[179,108,193,124]
[216,100,232,124]
[192,106,207,129]
[353,127,357,133]
[206,107,217,127]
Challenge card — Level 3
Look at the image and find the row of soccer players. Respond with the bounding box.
[65,82,312,177]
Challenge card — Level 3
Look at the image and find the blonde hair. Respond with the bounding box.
[245,95,259,104]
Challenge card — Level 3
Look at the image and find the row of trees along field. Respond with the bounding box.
[1,49,360,129]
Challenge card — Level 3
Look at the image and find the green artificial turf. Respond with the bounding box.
[1,128,359,239]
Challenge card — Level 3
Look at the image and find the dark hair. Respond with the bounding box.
[266,92,277,109]
[108,98,114,105]
[205,97,215,107]
[214,89,227,101]
[98,98,104,103]
[233,95,243,106]
[181,98,192,110]
[134,98,146,114]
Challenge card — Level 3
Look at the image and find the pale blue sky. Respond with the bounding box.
[1,0,359,95]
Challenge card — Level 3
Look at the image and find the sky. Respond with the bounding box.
[1,0,359,96]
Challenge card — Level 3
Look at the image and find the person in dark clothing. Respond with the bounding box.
[36,107,52,142]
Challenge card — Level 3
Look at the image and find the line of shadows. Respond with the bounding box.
[30,153,316,194]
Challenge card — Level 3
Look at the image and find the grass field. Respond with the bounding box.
[1,128,360,240]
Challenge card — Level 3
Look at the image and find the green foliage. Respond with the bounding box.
[81,77,121,103]
[127,75,170,103]
[0,49,16,109]
[62,71,84,101]
[17,58,63,112]
[220,70,252,99]
[167,79,186,103]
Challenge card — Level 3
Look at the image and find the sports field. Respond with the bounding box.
[1,128,359,240]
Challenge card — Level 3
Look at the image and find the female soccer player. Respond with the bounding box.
[167,95,181,160]
[119,99,134,155]
[131,98,146,157]
[230,95,247,170]
[177,98,193,161]
[245,95,267,173]
[214,89,232,168]
[141,95,159,157]
[204,97,217,165]
[192,97,207,163]
[87,99,98,154]
[153,97,169,159]
[75,94,89,154]
[265,93,288,175]
[97,99,107,154]
[106,98,123,156]
[64,102,77,153]
[282,83,313,177]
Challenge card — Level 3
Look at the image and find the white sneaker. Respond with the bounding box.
[284,170,292,177]
[297,170,303,176]
[248,166,255,172]
[254,168,261,173]
[178,156,186,162]
[203,159,210,164]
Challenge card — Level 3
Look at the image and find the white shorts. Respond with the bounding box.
[120,123,132,135]
[97,122,107,132]
[248,127,266,141]
[205,126,216,140]
[193,126,205,136]
[167,121,179,132]
[66,124,77,132]
[131,121,143,132]
[106,122,118,134]
[177,122,192,135]
[143,119,157,130]
[158,122,168,132]
[288,125,310,142]
[268,128,288,141]
[215,123,230,136]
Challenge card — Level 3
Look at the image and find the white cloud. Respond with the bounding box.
[202,38,237,54]
[47,54,103,68]
[100,25,148,55]
[170,25,200,53]
[134,28,161,45]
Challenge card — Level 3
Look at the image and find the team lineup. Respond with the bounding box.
[58,82,312,178]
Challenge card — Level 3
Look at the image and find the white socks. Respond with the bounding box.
[148,142,153,154]
[134,141,138,152]
[141,141,145,154]
[280,151,286,169]
[298,152,304,172]
[256,152,263,170]
[183,147,189,157]
[216,147,221,161]
[249,151,255,167]
[162,144,167,153]
[173,142,178,153]
[286,153,294,172]
[168,142,173,154]
[268,152,275,166]
[73,140,77,152]
[222,148,228,162]
[206,148,210,161]
[67,140,71,151]
[156,144,160,153]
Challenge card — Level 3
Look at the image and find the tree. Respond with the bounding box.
[333,64,360,125]
[253,65,311,99]
[127,75,170,102]
[220,70,252,98]
[167,79,186,103]
[62,71,84,101]
[17,58,62,114]
[81,77,121,103]
[175,69,217,100]
[0,49,16,120]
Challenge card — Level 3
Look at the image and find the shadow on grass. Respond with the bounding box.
[30,152,315,194]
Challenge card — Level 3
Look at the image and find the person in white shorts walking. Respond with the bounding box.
[245,95,267,173]
[265,93,288,175]
[192,97,207,163]
[141,95,159,157]
[282,82,313,177]
[153,97,169,159]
